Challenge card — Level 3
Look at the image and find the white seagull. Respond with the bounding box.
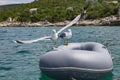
[51,29,58,47]
[59,29,72,45]
[14,10,87,46]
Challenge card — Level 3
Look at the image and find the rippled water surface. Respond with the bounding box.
[0,26,120,80]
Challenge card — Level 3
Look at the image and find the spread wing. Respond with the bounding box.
[14,10,87,44]
[14,36,51,44]
[56,10,87,34]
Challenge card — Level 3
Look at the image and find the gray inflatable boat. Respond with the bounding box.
[39,42,113,80]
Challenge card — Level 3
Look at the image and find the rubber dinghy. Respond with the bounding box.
[39,42,113,80]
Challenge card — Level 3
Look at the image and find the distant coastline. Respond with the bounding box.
[0,15,120,27]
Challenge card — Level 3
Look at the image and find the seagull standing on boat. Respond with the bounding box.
[51,29,58,47]
[59,29,72,45]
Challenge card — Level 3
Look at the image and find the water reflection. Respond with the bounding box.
[100,72,113,80]
[39,72,54,80]
[39,72,113,80]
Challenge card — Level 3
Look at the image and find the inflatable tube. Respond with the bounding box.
[39,42,113,80]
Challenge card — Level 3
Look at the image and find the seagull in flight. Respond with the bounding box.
[14,10,87,47]
[59,29,72,45]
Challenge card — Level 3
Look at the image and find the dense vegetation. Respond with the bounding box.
[0,0,120,22]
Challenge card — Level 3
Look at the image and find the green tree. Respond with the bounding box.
[17,9,31,22]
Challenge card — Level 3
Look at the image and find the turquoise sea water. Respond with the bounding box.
[0,26,120,80]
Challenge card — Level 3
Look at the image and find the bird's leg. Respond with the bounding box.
[53,41,57,48]
[63,40,66,45]
[64,40,66,45]
[64,39,69,45]
[66,39,69,45]
[68,39,71,44]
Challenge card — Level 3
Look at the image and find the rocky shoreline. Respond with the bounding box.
[0,15,120,27]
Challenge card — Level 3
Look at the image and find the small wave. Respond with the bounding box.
[16,50,30,54]
[0,66,13,71]
[13,45,21,48]
[0,75,5,77]
[0,30,7,33]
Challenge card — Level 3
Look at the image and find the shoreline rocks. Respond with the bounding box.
[0,15,120,27]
